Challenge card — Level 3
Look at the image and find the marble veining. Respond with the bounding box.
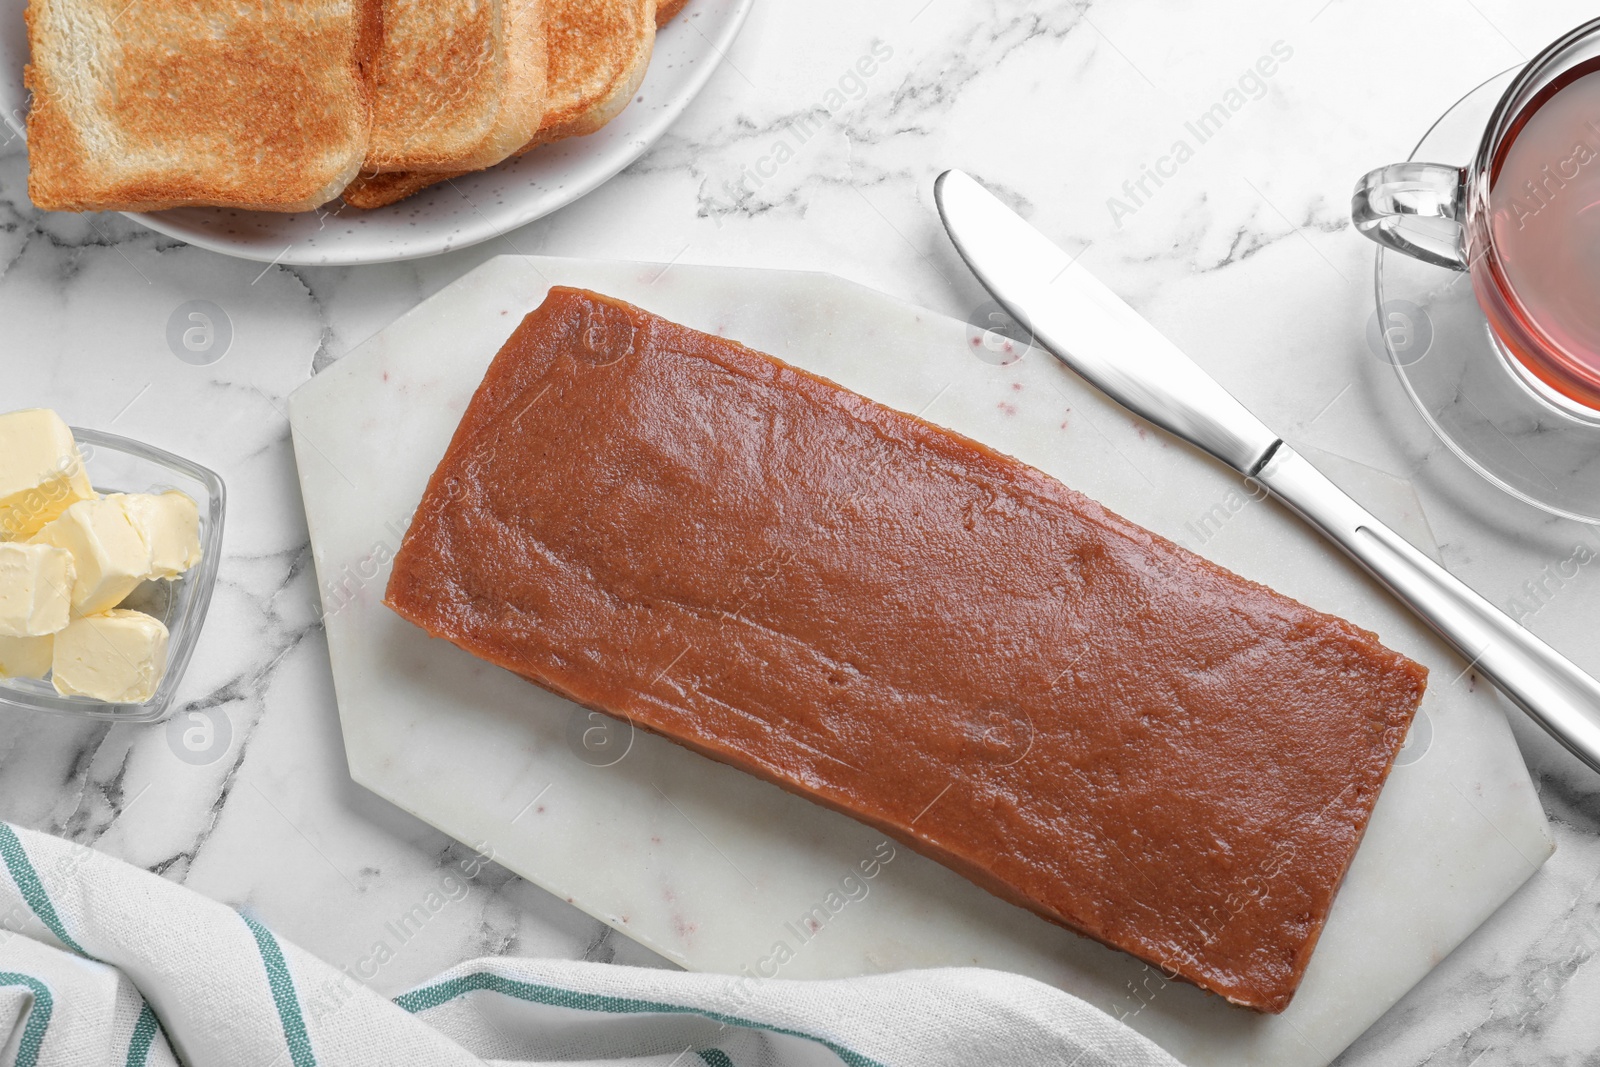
[0,0,1595,1064]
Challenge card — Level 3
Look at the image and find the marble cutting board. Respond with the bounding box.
[287,256,1553,1067]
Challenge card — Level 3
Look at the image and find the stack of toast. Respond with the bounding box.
[23,0,687,213]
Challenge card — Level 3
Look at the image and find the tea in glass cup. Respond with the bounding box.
[1355,18,1600,421]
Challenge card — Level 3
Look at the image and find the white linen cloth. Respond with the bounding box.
[0,822,1181,1067]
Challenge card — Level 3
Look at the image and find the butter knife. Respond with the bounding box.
[935,168,1600,775]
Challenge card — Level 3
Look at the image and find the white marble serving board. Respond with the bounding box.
[287,256,1552,1067]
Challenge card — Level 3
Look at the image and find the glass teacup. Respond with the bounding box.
[1354,17,1600,422]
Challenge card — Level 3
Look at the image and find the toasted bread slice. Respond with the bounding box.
[537,0,656,144]
[656,0,690,27]
[26,0,376,212]
[343,0,657,210]
[365,0,548,173]
[341,169,456,210]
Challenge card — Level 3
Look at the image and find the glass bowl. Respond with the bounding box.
[0,428,225,722]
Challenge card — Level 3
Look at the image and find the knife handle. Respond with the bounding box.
[1256,445,1600,773]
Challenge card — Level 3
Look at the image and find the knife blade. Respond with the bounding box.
[935,168,1600,775]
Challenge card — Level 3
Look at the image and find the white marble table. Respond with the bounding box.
[2,1,1597,1064]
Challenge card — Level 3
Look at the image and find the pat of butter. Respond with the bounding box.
[0,634,52,680]
[51,610,169,703]
[0,542,76,637]
[0,409,95,541]
[122,491,202,579]
[31,497,152,616]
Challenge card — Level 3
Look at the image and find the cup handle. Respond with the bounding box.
[1351,162,1469,270]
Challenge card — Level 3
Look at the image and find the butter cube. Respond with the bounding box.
[0,542,75,637]
[122,492,202,579]
[31,498,152,616]
[0,409,95,541]
[0,634,53,680]
[51,610,169,703]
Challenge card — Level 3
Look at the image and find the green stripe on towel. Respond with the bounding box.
[698,1051,735,1067]
[0,825,171,1064]
[0,825,88,956]
[0,973,53,1067]
[125,1001,159,1067]
[242,915,316,1067]
[395,973,882,1067]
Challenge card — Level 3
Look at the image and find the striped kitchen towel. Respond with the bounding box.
[0,822,1181,1067]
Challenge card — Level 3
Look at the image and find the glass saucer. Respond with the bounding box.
[1374,68,1600,524]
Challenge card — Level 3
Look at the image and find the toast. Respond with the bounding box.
[343,0,661,210]
[655,0,690,25]
[25,0,378,212]
[341,169,456,210]
[364,0,548,173]
[536,0,656,145]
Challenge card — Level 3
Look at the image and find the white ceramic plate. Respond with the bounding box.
[0,0,751,265]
